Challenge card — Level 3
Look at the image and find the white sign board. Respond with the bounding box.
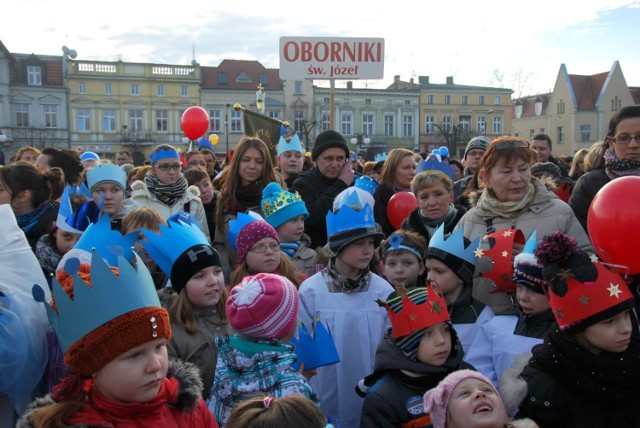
[279,37,384,80]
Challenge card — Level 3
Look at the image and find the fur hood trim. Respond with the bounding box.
[499,352,532,415]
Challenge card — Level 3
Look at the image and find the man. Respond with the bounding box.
[290,130,354,249]
[453,136,490,198]
[530,133,569,177]
[116,150,132,166]
[276,133,305,189]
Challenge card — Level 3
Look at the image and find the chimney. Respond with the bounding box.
[446,76,454,85]
[394,75,400,83]
[419,76,429,84]
[410,78,414,84]
[347,81,353,89]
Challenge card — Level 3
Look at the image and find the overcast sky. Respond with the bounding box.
[4,0,639,97]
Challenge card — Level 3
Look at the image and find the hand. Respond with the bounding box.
[298,362,317,381]
[512,242,524,257]
[338,161,355,185]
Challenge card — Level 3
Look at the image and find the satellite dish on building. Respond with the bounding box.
[62,45,77,59]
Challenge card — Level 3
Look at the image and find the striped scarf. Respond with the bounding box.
[145,173,188,207]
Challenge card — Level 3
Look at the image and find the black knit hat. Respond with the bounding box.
[311,130,349,161]
[425,237,475,287]
[170,244,221,294]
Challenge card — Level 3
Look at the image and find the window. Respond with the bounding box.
[181,86,188,97]
[269,111,280,120]
[515,103,523,118]
[294,81,302,94]
[78,109,91,132]
[324,97,330,104]
[442,116,452,133]
[557,126,565,144]
[209,109,222,132]
[340,112,353,136]
[103,109,116,132]
[259,73,268,85]
[611,96,622,112]
[492,116,503,134]
[461,95,468,105]
[27,66,42,85]
[444,95,451,105]
[479,95,485,105]
[294,111,305,132]
[427,94,434,104]
[402,114,413,137]
[129,110,143,132]
[384,114,394,136]
[157,85,165,97]
[580,124,591,142]
[321,112,330,131]
[156,110,168,132]
[230,110,242,132]
[366,99,372,105]
[218,72,228,85]
[477,117,487,134]
[43,105,58,128]
[15,104,29,127]
[425,115,435,134]
[363,114,374,136]
[405,100,411,105]
[535,99,543,116]
[557,100,565,114]
[459,115,471,131]
[104,83,112,95]
[79,82,87,94]
[493,96,501,106]
[130,84,140,96]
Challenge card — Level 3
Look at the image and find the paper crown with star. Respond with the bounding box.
[56,182,94,234]
[477,228,526,294]
[290,319,340,371]
[277,133,304,156]
[354,175,379,196]
[534,231,634,332]
[376,282,450,339]
[374,152,388,163]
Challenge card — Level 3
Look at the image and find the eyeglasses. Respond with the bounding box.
[189,161,207,167]
[611,135,640,145]
[250,243,280,253]
[155,163,182,172]
[494,140,529,150]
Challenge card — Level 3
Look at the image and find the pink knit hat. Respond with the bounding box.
[236,220,280,263]
[423,370,501,428]
[226,273,298,340]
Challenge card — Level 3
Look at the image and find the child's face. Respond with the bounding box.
[277,215,305,243]
[383,251,424,289]
[55,228,81,255]
[417,182,454,221]
[516,285,550,315]
[416,322,451,365]
[446,378,508,428]
[93,337,168,403]
[186,265,225,309]
[425,258,463,303]
[335,237,375,277]
[578,310,632,355]
[194,178,214,205]
[92,183,124,216]
[245,237,281,274]
[277,151,304,177]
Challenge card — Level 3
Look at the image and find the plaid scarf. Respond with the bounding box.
[145,173,188,207]
[323,257,372,293]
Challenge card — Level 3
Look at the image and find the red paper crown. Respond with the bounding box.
[478,228,525,293]
[377,282,450,338]
[550,262,633,330]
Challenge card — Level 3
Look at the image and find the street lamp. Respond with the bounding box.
[350,134,371,158]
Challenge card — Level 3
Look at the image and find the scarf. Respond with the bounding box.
[35,234,63,277]
[280,241,300,258]
[604,148,640,180]
[226,181,263,216]
[323,257,372,293]
[529,328,640,403]
[476,182,536,219]
[144,173,188,207]
[418,204,458,236]
[16,201,56,232]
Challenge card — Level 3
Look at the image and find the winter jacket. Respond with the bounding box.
[288,234,318,277]
[22,201,59,252]
[374,184,397,236]
[401,205,466,246]
[290,166,350,248]
[129,180,209,239]
[207,334,317,427]
[568,168,610,233]
[18,359,218,428]
[455,177,592,315]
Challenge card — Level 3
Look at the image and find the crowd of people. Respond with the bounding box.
[2,104,640,428]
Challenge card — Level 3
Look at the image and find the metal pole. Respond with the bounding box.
[225,103,230,154]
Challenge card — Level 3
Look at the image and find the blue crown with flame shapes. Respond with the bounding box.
[290,319,340,371]
[150,147,180,164]
[87,163,126,192]
[71,214,138,267]
[326,201,376,237]
[141,219,210,278]
[416,155,456,181]
[32,248,159,353]
[227,211,265,250]
[277,133,304,156]
[355,175,379,196]
[427,224,480,266]
[374,152,388,163]
[56,183,93,234]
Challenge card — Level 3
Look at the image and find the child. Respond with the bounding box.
[141,218,231,399]
[207,273,317,427]
[227,213,301,289]
[359,282,473,427]
[226,395,327,428]
[86,163,137,231]
[379,230,427,289]
[20,234,217,427]
[505,232,640,427]
[261,181,317,277]
[298,202,393,428]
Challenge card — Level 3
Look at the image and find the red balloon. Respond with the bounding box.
[181,106,209,140]
[387,191,418,230]
[587,175,640,274]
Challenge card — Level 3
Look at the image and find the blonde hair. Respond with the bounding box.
[121,207,167,234]
[229,256,301,289]
[169,281,228,334]
[411,170,454,194]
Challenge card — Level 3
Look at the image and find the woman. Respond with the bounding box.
[0,162,64,251]
[568,148,589,181]
[373,148,417,236]
[184,166,218,240]
[86,163,137,231]
[35,148,84,187]
[569,105,640,233]
[129,144,209,238]
[15,146,41,165]
[213,136,279,272]
[455,136,591,315]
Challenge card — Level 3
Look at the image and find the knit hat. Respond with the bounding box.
[311,130,349,161]
[426,226,480,287]
[261,181,308,229]
[423,369,502,428]
[531,161,561,179]
[80,151,100,164]
[86,163,127,193]
[534,231,634,332]
[236,219,280,263]
[463,136,490,160]
[226,273,298,340]
[512,232,547,294]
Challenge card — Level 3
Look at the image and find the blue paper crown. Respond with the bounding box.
[277,133,304,156]
[227,211,265,250]
[355,175,379,196]
[384,232,423,260]
[326,202,376,237]
[73,214,138,267]
[56,183,92,234]
[150,147,180,164]
[32,248,159,352]
[416,156,456,181]
[290,319,340,371]
[375,152,388,163]
[141,220,210,278]
[428,224,480,266]
[522,230,539,255]
[87,163,126,192]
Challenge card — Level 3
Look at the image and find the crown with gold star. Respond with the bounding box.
[260,181,308,229]
[376,282,450,338]
[478,228,526,294]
